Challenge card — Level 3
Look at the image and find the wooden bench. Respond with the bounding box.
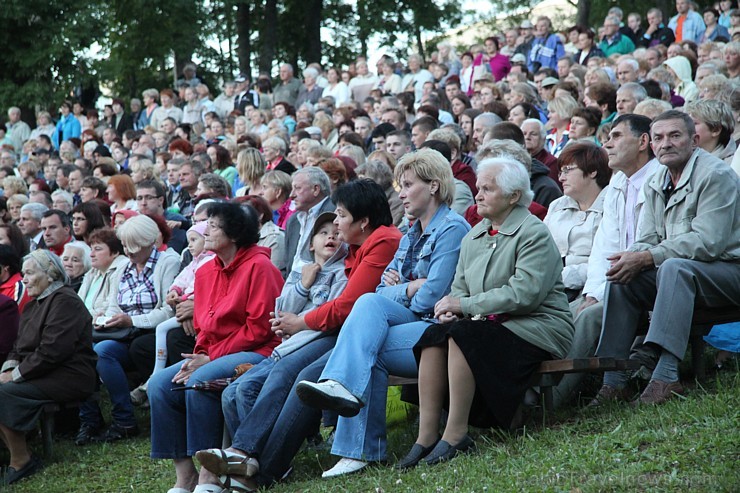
[39,401,83,458]
[388,357,641,414]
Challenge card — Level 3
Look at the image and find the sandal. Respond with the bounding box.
[195,448,259,477]
[218,474,257,493]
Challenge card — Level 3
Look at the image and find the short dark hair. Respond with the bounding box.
[42,209,71,230]
[416,105,440,121]
[0,244,22,276]
[71,202,107,239]
[137,179,166,199]
[419,140,452,162]
[572,107,602,133]
[511,102,540,121]
[640,79,663,99]
[371,122,396,139]
[612,114,655,158]
[487,122,525,146]
[411,116,439,134]
[651,109,696,136]
[587,82,617,113]
[557,142,612,189]
[57,164,77,178]
[87,227,124,255]
[207,202,260,248]
[80,176,107,199]
[331,179,393,230]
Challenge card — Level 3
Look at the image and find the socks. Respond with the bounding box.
[651,350,680,383]
[603,370,629,389]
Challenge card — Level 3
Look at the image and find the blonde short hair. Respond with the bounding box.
[394,148,455,207]
[236,148,266,184]
[117,215,159,253]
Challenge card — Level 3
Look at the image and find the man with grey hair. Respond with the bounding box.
[616,58,640,85]
[616,83,648,116]
[5,107,30,157]
[638,8,675,48]
[274,63,303,106]
[51,190,74,214]
[521,118,559,182]
[401,54,434,103]
[471,112,503,151]
[599,15,636,56]
[295,67,323,109]
[283,167,335,278]
[18,203,49,251]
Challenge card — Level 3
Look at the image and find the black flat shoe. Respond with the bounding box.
[424,435,475,465]
[94,422,140,443]
[74,424,102,446]
[396,437,441,469]
[2,456,43,485]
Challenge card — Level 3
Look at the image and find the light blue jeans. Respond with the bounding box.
[319,293,430,461]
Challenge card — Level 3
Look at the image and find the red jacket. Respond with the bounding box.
[193,244,283,359]
[304,225,402,332]
[0,272,29,313]
[451,159,478,197]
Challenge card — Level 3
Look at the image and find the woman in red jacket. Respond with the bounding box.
[148,202,283,493]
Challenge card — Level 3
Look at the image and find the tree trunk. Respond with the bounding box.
[304,0,323,63]
[236,1,251,76]
[415,23,425,60]
[577,0,590,27]
[259,0,278,75]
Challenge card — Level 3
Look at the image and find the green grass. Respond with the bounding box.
[5,369,739,493]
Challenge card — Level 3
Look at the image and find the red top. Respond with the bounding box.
[49,236,73,257]
[304,224,402,332]
[0,272,29,313]
[451,159,478,197]
[193,244,283,359]
[464,202,547,227]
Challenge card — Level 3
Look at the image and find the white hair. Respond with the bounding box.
[474,112,503,128]
[477,157,534,207]
[618,82,648,102]
[117,214,159,253]
[63,241,92,272]
[521,118,546,139]
[51,190,74,208]
[293,166,331,197]
[619,58,640,72]
[20,202,49,222]
[303,67,319,79]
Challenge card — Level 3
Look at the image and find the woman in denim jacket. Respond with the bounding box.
[295,148,470,478]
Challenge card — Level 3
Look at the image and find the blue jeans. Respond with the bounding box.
[79,340,137,428]
[319,293,428,461]
[222,336,337,456]
[148,351,265,459]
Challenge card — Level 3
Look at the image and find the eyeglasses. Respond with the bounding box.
[558,165,580,177]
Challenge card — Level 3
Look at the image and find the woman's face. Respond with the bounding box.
[333,204,364,245]
[667,43,683,58]
[22,259,51,298]
[187,231,206,257]
[131,166,144,184]
[90,242,117,271]
[0,227,10,246]
[250,110,264,125]
[332,112,344,126]
[9,203,22,221]
[461,55,473,68]
[558,163,593,198]
[578,33,592,50]
[548,109,566,128]
[451,98,467,117]
[691,117,720,150]
[357,63,369,76]
[62,248,87,279]
[327,69,339,84]
[259,182,281,208]
[475,167,518,224]
[60,105,71,116]
[398,170,437,220]
[72,212,88,237]
[460,114,473,136]
[273,105,287,119]
[704,11,718,26]
[508,105,526,126]
[569,116,595,139]
[106,184,119,202]
[235,118,247,134]
[80,187,97,202]
[508,90,525,108]
[203,216,232,254]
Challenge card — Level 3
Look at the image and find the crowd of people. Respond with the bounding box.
[0,1,739,490]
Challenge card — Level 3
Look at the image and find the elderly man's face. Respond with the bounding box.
[650,118,698,171]
[8,109,20,123]
[617,62,639,84]
[279,65,292,82]
[521,121,544,153]
[535,20,549,37]
[616,89,639,115]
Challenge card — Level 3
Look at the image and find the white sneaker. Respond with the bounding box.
[296,380,363,417]
[321,458,368,478]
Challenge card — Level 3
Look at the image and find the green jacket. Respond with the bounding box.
[598,33,635,57]
[453,205,574,358]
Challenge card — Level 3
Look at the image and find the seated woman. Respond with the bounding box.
[685,99,737,164]
[568,107,602,146]
[71,202,107,243]
[61,241,92,292]
[148,202,283,493]
[0,244,29,312]
[75,215,180,445]
[401,157,573,466]
[295,149,471,476]
[544,143,611,301]
[0,250,97,485]
[194,179,401,492]
[235,195,286,274]
[259,170,294,230]
[77,228,128,323]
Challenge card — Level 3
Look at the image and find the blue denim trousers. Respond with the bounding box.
[79,340,137,428]
[148,351,265,459]
[319,293,429,461]
[222,336,337,455]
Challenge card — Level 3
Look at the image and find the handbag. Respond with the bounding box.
[92,326,140,343]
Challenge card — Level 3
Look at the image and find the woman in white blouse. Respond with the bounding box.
[322,67,351,105]
[544,142,611,301]
[373,58,402,95]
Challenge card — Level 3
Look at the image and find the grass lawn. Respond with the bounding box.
[4,367,739,492]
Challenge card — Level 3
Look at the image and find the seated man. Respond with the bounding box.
[593,110,740,405]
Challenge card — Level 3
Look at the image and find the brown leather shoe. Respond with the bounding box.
[587,385,632,407]
[633,380,684,405]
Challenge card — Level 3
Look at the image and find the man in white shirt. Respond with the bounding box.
[401,54,434,104]
[18,203,48,252]
[553,114,659,407]
[5,107,30,157]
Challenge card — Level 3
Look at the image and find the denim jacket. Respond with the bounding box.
[376,204,470,315]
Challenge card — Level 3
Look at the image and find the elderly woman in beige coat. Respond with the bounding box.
[399,156,574,468]
[77,227,129,319]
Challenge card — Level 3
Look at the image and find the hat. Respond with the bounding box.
[234,73,249,83]
[188,221,208,237]
[305,126,323,138]
[511,53,527,64]
[311,211,337,237]
[520,20,533,29]
[541,77,559,87]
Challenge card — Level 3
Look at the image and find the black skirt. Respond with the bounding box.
[414,319,550,429]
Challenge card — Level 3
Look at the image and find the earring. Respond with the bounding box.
[361,226,365,233]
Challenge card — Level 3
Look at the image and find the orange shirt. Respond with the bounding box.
[676,15,686,41]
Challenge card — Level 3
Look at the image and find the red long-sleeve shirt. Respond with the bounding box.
[304,225,401,332]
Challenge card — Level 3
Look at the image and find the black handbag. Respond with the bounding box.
[91,326,140,343]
